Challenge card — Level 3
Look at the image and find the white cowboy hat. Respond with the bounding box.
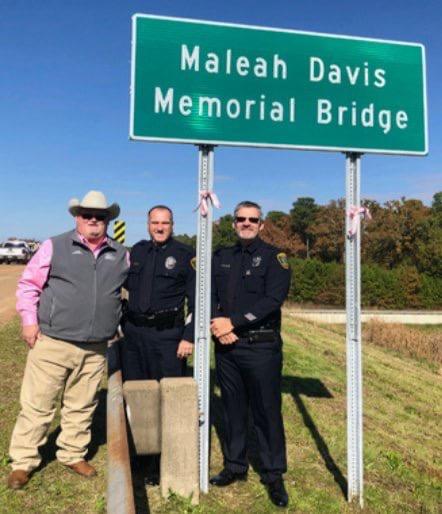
[68,191,120,220]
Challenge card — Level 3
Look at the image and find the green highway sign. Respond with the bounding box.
[130,14,428,155]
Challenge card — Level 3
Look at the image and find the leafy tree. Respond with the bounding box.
[212,215,237,249]
[432,191,442,213]
[174,233,197,248]
[266,210,287,228]
[261,218,304,256]
[363,198,430,269]
[290,197,319,257]
[308,199,345,263]
[413,207,442,278]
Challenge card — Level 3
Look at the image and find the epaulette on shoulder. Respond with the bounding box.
[131,239,149,251]
[134,239,149,247]
[261,240,280,253]
[213,244,235,256]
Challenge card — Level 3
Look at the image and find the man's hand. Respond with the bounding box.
[177,339,194,359]
[22,324,41,349]
[218,332,239,345]
[210,317,234,338]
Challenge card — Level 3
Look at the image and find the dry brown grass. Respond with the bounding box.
[363,319,442,364]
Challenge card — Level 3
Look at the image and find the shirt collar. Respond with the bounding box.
[75,231,108,251]
[235,237,261,254]
[150,237,173,252]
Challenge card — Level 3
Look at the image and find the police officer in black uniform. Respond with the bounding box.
[210,201,291,508]
[121,205,195,381]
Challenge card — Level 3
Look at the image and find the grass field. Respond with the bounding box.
[0,316,441,513]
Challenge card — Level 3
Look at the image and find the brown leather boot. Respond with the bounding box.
[7,470,29,489]
[65,461,97,477]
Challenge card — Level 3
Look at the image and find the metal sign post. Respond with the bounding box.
[345,153,363,507]
[193,145,215,493]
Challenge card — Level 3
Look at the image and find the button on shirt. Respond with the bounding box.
[212,238,291,331]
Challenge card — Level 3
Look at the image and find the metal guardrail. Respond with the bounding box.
[107,340,136,514]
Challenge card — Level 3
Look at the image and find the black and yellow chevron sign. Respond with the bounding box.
[113,220,126,244]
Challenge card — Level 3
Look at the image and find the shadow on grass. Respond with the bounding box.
[282,376,347,498]
[209,370,347,499]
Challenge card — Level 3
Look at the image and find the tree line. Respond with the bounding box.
[176,192,442,308]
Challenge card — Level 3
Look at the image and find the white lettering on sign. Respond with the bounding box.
[153,86,296,123]
[317,99,408,134]
[309,57,386,88]
[154,87,173,113]
[151,45,410,138]
[181,44,287,79]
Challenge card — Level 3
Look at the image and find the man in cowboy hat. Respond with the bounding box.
[7,190,129,490]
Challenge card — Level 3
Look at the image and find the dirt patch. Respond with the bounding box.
[0,265,24,324]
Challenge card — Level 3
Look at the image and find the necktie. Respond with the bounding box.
[226,248,244,315]
[139,246,158,313]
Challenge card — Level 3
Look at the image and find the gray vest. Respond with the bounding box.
[38,230,129,342]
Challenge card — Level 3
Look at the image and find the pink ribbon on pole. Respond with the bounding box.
[347,206,372,237]
[194,190,221,216]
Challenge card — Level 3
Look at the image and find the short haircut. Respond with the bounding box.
[234,201,263,219]
[148,205,174,222]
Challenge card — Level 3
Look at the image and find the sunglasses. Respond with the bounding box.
[235,216,260,224]
[80,212,107,222]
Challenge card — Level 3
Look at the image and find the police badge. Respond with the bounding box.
[165,256,177,270]
[252,256,262,267]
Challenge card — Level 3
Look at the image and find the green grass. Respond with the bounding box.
[1,316,441,513]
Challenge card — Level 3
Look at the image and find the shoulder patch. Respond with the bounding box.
[190,257,197,270]
[276,252,289,269]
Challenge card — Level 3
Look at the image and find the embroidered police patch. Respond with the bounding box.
[165,256,176,270]
[277,252,289,269]
[190,257,197,270]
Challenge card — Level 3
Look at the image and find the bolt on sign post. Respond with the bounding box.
[129,14,428,502]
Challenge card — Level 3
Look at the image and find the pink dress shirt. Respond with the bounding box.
[16,234,128,326]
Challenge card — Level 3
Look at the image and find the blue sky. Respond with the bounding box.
[1,0,441,244]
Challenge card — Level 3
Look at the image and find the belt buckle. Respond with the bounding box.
[248,332,258,344]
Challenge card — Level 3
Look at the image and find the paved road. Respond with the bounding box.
[0,265,24,324]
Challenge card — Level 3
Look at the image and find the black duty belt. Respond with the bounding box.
[238,329,278,344]
[126,308,184,329]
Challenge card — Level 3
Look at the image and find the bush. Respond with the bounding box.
[288,259,442,309]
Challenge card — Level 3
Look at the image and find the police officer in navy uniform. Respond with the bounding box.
[210,201,291,508]
[122,205,195,381]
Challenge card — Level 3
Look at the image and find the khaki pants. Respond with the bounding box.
[9,334,106,472]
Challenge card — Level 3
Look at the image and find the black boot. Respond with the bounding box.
[209,469,247,487]
[267,478,289,507]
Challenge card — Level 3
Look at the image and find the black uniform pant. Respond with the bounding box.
[121,321,186,381]
[215,337,287,483]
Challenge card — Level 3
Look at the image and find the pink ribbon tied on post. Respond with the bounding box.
[347,206,372,237]
[194,190,221,216]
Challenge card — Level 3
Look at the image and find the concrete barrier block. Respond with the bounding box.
[160,377,199,504]
[123,380,161,455]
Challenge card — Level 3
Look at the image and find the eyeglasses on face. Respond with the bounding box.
[234,216,260,224]
[80,212,107,222]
